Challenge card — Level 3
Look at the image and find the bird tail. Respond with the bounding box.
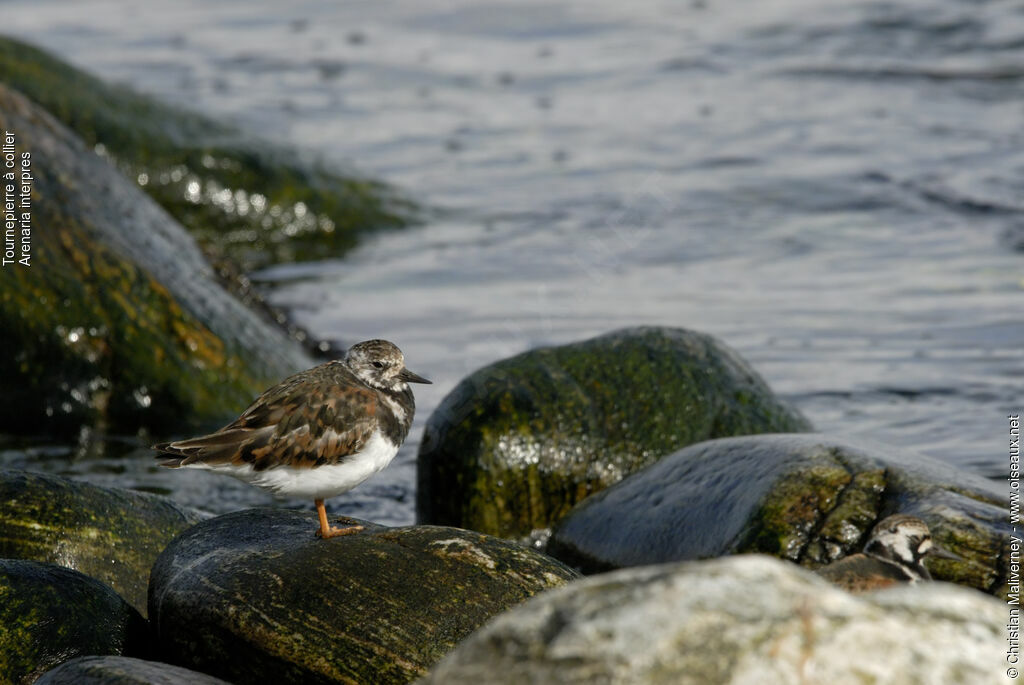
[152,428,264,467]
[152,442,189,468]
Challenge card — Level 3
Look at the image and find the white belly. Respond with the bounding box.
[182,431,400,500]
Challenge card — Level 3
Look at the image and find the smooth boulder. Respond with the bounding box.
[0,83,315,436]
[149,509,579,685]
[417,327,811,539]
[0,469,205,615]
[0,560,147,684]
[36,657,230,685]
[546,434,1010,596]
[420,555,1005,684]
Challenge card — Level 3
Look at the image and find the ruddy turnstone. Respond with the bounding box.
[817,514,958,592]
[154,339,430,539]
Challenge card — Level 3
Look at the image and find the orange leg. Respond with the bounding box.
[314,498,364,539]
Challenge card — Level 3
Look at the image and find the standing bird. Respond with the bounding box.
[817,514,958,592]
[154,339,431,539]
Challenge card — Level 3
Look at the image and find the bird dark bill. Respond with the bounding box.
[926,544,962,561]
[398,367,432,384]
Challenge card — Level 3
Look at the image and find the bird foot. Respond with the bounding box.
[316,524,365,539]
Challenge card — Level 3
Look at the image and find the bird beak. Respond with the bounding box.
[927,544,962,562]
[398,367,432,384]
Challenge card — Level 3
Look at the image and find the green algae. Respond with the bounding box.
[0,219,253,432]
[0,83,314,435]
[736,461,852,561]
[546,434,1010,597]
[0,469,205,616]
[801,467,887,566]
[0,36,418,273]
[417,327,812,539]
[0,559,147,684]
[149,510,577,685]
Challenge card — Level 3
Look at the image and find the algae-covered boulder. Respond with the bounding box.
[36,656,231,685]
[0,559,147,684]
[546,434,1010,596]
[149,509,579,685]
[419,556,1005,684]
[0,469,205,615]
[0,36,415,273]
[0,83,315,435]
[417,327,811,539]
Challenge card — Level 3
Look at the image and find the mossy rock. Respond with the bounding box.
[419,556,1005,684]
[0,83,314,435]
[149,509,579,685]
[417,327,811,539]
[0,559,148,684]
[545,434,1010,597]
[36,656,231,685]
[0,469,205,616]
[0,36,417,273]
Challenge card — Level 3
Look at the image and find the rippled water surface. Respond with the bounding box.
[5,0,1022,523]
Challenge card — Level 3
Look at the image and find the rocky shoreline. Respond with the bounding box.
[0,37,416,438]
[1,330,1011,682]
[1,444,1009,683]
[0,36,1011,685]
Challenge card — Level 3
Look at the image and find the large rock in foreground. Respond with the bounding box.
[420,555,1005,684]
[417,327,811,539]
[0,83,314,436]
[546,434,1010,596]
[36,656,230,685]
[0,560,147,684]
[149,509,578,685]
[0,469,205,615]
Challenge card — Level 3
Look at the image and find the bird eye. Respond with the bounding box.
[372,361,384,369]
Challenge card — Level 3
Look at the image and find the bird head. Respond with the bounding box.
[863,514,958,574]
[345,339,432,391]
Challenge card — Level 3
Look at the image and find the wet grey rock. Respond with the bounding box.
[0,468,205,616]
[36,657,230,685]
[546,434,1010,596]
[0,560,147,684]
[417,327,811,539]
[419,555,1005,684]
[149,508,579,685]
[0,82,313,437]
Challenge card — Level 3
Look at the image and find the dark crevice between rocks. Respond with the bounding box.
[868,467,898,520]
[734,460,848,563]
[801,459,889,568]
[208,258,343,361]
[793,458,858,566]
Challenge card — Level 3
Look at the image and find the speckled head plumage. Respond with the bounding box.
[863,514,934,570]
[153,339,430,539]
[817,514,957,592]
[344,339,431,391]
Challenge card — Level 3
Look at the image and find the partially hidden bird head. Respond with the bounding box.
[345,339,432,391]
[863,514,959,569]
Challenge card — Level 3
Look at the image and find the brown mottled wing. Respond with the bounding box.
[154,362,379,470]
[817,555,904,593]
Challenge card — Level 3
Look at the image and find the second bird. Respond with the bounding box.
[817,514,957,592]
